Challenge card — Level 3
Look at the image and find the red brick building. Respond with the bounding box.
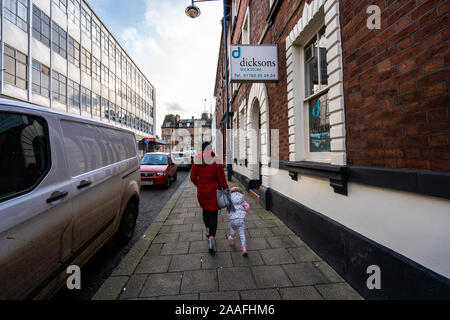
[214,0,449,299]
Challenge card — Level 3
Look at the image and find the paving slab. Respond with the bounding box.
[239,289,282,300]
[160,242,190,255]
[315,283,363,300]
[180,270,218,294]
[188,240,210,254]
[260,248,296,265]
[266,236,298,249]
[153,233,179,244]
[146,243,163,256]
[158,294,199,300]
[200,291,240,300]
[164,218,185,226]
[280,287,323,300]
[140,273,183,298]
[230,251,264,267]
[179,231,203,242]
[93,276,129,300]
[202,252,233,269]
[169,254,203,272]
[251,266,292,289]
[171,224,193,233]
[135,255,172,274]
[315,261,345,283]
[288,247,322,263]
[248,228,274,238]
[282,263,329,286]
[119,275,148,300]
[218,268,257,291]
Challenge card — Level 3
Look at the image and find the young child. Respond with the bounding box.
[227,187,250,256]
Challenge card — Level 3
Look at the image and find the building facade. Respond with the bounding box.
[161,113,212,153]
[214,0,450,299]
[0,0,155,140]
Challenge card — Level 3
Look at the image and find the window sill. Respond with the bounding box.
[279,160,347,195]
[304,87,329,103]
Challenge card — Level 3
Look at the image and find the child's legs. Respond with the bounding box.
[238,222,246,247]
[229,224,237,238]
[229,219,241,238]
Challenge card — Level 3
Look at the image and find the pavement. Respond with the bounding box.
[93,175,363,300]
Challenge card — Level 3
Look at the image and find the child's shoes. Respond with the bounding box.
[228,235,235,247]
[242,246,248,257]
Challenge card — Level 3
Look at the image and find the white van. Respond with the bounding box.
[0,98,141,300]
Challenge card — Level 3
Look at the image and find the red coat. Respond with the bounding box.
[190,151,229,211]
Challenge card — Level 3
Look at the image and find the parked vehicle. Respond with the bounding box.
[0,98,141,300]
[171,151,192,169]
[140,153,178,188]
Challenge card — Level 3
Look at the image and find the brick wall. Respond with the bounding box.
[341,0,450,171]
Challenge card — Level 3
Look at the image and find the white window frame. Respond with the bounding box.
[290,11,332,163]
[286,0,346,166]
[301,26,332,163]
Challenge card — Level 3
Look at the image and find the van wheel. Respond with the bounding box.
[116,202,138,244]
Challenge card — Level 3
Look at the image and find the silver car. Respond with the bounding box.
[171,151,192,169]
[0,99,141,299]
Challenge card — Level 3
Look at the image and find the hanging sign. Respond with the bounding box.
[230,45,279,83]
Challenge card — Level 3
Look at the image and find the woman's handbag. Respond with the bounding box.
[216,164,233,210]
[216,188,232,209]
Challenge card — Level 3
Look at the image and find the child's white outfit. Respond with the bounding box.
[228,192,249,249]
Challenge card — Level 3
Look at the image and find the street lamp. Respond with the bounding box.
[186,0,233,182]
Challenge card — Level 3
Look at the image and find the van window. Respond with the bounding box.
[61,120,137,177]
[0,112,50,202]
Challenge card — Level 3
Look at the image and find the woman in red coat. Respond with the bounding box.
[190,142,229,254]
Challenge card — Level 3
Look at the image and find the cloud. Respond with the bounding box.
[167,102,185,112]
[118,0,223,136]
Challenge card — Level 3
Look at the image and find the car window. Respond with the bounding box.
[141,154,168,166]
[0,112,50,202]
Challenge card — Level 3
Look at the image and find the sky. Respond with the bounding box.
[89,0,223,137]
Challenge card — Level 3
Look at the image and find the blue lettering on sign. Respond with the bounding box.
[232,47,241,59]
[312,99,320,118]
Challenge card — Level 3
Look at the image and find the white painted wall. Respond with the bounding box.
[34,0,51,16]
[267,168,450,279]
[31,93,50,108]
[52,3,67,30]
[4,21,28,54]
[31,39,51,66]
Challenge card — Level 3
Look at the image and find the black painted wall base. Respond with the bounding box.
[268,188,450,299]
[232,170,261,192]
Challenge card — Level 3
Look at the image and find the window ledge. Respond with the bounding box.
[279,160,347,196]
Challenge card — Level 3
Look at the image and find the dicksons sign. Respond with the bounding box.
[230,45,278,83]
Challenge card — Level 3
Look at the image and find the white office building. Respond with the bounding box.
[1,0,155,140]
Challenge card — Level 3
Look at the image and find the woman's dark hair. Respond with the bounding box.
[202,141,211,151]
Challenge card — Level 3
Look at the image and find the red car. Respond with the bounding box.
[140,153,178,188]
